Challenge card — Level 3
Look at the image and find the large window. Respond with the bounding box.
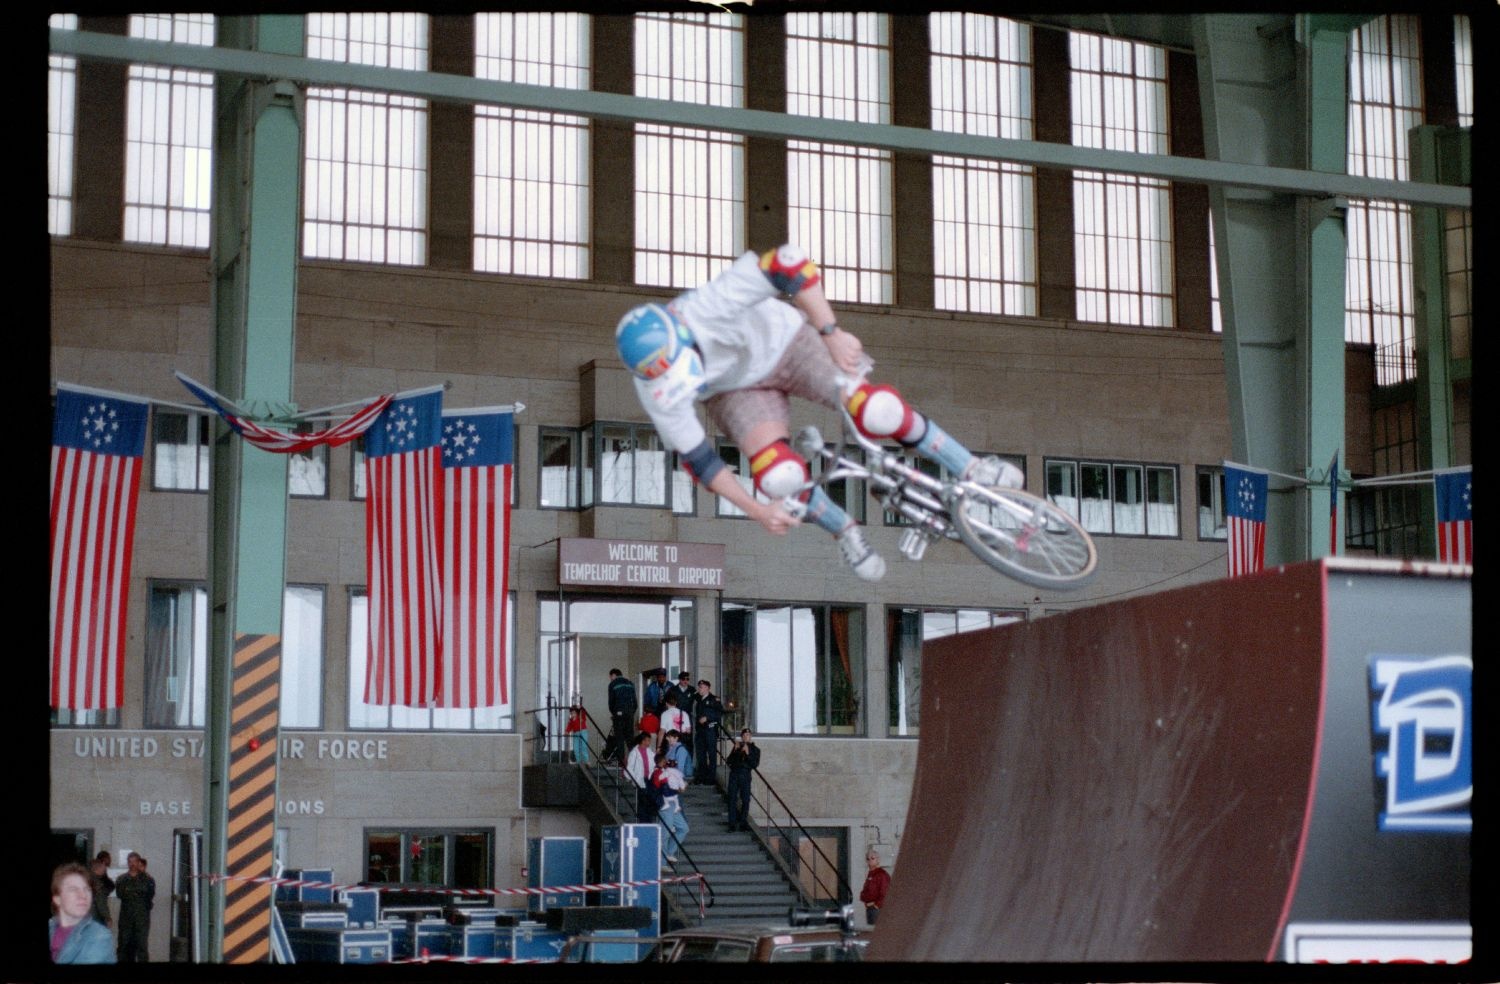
[281,585,325,729]
[1455,15,1472,127]
[635,12,746,288]
[288,425,329,499]
[1346,485,1423,558]
[365,829,492,887]
[49,14,78,237]
[348,590,515,730]
[596,422,693,513]
[152,409,211,492]
[1069,31,1173,327]
[144,581,208,728]
[1046,458,1179,537]
[539,427,583,509]
[714,441,759,518]
[304,13,429,265]
[930,13,1036,316]
[351,436,367,500]
[1209,216,1223,333]
[474,12,590,278]
[145,583,325,729]
[888,607,1024,736]
[816,443,866,524]
[786,13,893,304]
[125,14,215,249]
[1345,15,1422,383]
[722,602,864,736]
[1196,466,1228,540]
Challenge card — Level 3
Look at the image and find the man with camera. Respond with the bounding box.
[725,728,760,832]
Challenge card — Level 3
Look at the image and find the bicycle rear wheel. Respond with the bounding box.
[947,484,1098,589]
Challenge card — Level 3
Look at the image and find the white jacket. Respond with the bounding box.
[625,744,653,788]
[660,707,691,737]
[633,250,805,453]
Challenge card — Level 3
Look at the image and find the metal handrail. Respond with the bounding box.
[526,704,854,908]
[713,730,855,907]
[527,703,715,923]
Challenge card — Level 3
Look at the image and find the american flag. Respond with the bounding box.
[1434,466,1472,565]
[1225,463,1269,578]
[437,409,513,709]
[365,387,445,707]
[50,385,148,710]
[176,372,392,453]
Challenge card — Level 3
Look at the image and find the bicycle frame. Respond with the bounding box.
[787,371,1098,588]
[793,396,963,558]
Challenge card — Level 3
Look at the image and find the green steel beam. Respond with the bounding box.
[202,13,303,964]
[49,27,1469,209]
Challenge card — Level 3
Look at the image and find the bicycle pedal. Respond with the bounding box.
[898,528,930,561]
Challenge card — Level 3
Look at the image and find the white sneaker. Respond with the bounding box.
[965,455,1024,490]
[836,524,887,581]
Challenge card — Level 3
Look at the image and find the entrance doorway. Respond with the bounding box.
[540,596,696,754]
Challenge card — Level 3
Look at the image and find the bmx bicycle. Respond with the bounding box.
[785,368,1098,591]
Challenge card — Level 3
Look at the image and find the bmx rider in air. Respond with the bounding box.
[615,245,1022,582]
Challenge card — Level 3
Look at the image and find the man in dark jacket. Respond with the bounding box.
[115,852,155,962]
[89,851,114,928]
[643,668,669,716]
[691,679,724,785]
[725,729,760,831]
[604,668,637,766]
[669,672,696,713]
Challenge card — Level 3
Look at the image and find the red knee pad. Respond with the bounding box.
[846,383,917,441]
[750,440,811,501]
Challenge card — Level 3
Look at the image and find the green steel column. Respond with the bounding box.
[1196,14,1364,567]
[1299,17,1357,558]
[1195,14,1305,565]
[203,14,304,964]
[1410,124,1471,556]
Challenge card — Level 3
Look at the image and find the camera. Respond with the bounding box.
[787,904,856,935]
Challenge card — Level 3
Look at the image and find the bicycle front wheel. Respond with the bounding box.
[947,484,1098,590]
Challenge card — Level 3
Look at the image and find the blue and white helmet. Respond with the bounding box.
[615,303,704,410]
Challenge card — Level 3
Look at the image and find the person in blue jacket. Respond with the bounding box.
[49,863,116,964]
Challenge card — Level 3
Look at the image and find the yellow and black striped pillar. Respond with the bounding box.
[221,632,281,964]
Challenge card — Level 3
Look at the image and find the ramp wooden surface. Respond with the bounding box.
[868,563,1326,962]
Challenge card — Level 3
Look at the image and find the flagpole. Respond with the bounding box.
[52,380,154,406]
[441,403,527,416]
[278,385,449,421]
[1221,460,1315,486]
[1352,471,1444,487]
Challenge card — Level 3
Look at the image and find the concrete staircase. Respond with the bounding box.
[664,783,802,925]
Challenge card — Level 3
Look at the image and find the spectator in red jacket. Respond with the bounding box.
[860,847,891,927]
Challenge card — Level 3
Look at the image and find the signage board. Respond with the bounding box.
[558,538,725,589]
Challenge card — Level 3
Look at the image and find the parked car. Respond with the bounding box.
[561,907,871,963]
[656,922,871,962]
